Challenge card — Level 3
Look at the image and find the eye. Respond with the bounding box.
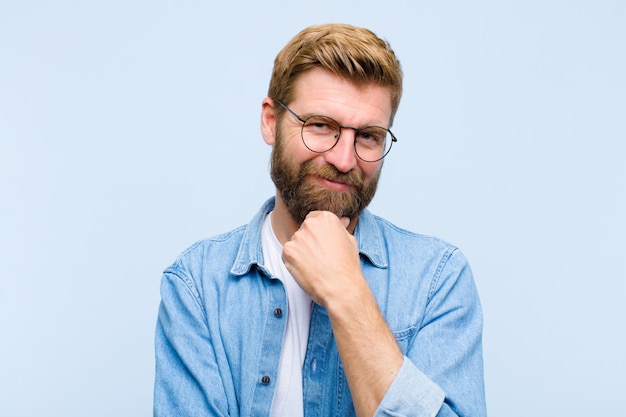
[357,128,387,147]
[304,116,339,136]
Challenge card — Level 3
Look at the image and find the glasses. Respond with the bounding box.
[277,101,397,162]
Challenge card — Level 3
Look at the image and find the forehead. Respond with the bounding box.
[290,68,393,126]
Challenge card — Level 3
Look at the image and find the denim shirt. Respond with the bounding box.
[154,198,486,417]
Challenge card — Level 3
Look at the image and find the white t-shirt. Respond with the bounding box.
[262,213,313,417]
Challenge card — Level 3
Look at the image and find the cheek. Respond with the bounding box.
[289,143,329,168]
[359,161,383,180]
[278,129,317,163]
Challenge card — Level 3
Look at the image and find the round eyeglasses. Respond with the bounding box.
[277,101,397,162]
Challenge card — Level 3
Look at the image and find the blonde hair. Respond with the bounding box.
[268,23,403,123]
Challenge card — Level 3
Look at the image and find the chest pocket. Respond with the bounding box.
[392,326,417,353]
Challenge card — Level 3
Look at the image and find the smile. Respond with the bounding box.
[313,175,353,192]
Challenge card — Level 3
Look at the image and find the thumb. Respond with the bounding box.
[341,217,350,228]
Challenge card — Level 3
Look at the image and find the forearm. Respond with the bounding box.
[326,278,404,417]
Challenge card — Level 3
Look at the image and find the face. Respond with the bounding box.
[265,68,393,225]
[270,130,381,225]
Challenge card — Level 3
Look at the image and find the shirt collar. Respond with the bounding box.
[230,197,388,276]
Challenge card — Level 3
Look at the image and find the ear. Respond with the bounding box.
[260,97,278,146]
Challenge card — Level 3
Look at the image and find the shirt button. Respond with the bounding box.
[261,375,271,384]
[273,308,283,318]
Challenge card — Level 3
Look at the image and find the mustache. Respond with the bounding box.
[298,161,363,187]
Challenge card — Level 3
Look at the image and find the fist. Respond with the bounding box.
[282,211,363,306]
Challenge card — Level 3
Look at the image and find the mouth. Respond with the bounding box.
[312,175,353,192]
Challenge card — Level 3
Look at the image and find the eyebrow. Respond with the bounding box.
[302,111,389,130]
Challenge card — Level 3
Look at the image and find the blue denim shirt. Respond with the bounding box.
[154,198,486,416]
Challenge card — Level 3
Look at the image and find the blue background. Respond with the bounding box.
[1,1,624,415]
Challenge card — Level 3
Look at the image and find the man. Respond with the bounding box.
[154,23,486,417]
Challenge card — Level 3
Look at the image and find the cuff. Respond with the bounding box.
[375,356,445,417]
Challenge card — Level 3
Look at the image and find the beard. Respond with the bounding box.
[270,130,381,225]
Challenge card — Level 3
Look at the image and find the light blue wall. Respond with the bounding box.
[1,1,624,415]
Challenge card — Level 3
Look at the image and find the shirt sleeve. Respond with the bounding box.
[375,357,445,416]
[153,269,231,417]
[375,248,487,417]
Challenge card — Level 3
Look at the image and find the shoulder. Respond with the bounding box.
[373,214,452,246]
[166,225,247,274]
[161,197,275,288]
[360,211,461,261]
[157,225,250,310]
[161,225,247,295]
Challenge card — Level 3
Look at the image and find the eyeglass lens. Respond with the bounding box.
[301,116,392,162]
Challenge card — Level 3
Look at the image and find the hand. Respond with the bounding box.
[282,211,364,307]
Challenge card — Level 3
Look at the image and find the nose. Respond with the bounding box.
[324,128,358,173]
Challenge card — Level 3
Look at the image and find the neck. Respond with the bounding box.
[270,194,300,246]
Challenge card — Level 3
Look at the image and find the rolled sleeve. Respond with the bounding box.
[376,357,445,417]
